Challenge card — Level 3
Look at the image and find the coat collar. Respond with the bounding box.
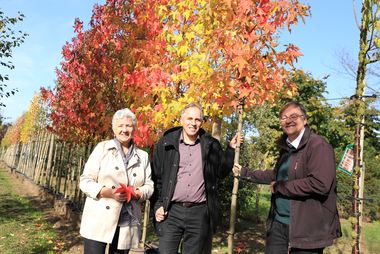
[162,127,209,147]
[278,125,311,152]
[104,139,141,168]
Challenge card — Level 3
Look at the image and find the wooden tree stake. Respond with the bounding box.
[227,103,244,254]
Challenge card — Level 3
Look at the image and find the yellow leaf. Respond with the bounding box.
[173,34,183,44]
[185,31,195,41]
[193,23,204,33]
[178,45,188,56]
[184,10,191,21]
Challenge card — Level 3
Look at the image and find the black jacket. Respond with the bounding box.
[151,127,235,231]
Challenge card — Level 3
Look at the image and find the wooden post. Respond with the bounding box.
[140,200,150,249]
[35,130,50,185]
[353,113,365,254]
[62,144,72,198]
[227,103,244,254]
[45,133,56,188]
[56,141,66,194]
[47,138,59,189]
[26,138,36,178]
[211,118,222,141]
[358,162,365,248]
[74,144,87,206]
[33,130,44,182]
[38,131,51,186]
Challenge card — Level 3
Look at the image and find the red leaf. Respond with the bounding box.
[114,183,138,202]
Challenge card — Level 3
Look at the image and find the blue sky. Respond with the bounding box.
[0,0,375,123]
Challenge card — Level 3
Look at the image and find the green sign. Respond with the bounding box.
[338,144,354,175]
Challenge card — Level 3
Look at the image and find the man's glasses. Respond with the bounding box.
[279,114,304,122]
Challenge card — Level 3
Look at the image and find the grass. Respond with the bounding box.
[326,219,380,254]
[324,220,353,254]
[362,221,380,253]
[0,170,62,253]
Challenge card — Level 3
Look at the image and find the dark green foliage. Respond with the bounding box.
[335,99,380,220]
[0,115,11,140]
[362,142,380,221]
[0,9,28,107]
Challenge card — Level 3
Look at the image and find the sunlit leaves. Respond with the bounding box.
[41,0,170,146]
[1,114,25,147]
[41,0,309,146]
[20,93,41,143]
[154,0,309,127]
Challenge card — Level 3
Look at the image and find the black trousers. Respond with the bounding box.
[83,226,129,254]
[266,220,324,254]
[158,202,210,254]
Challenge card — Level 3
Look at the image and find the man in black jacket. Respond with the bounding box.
[152,102,241,254]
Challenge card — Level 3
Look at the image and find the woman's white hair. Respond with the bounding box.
[112,108,137,128]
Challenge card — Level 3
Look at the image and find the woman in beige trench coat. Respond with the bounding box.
[79,108,154,254]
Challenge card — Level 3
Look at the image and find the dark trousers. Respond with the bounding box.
[158,202,210,254]
[83,226,130,254]
[266,220,324,254]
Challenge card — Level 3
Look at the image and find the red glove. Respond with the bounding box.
[114,183,138,202]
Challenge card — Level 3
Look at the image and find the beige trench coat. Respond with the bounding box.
[79,139,154,250]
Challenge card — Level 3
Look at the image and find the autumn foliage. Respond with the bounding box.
[41,0,309,146]
[1,114,25,147]
[41,0,169,145]
[19,93,46,143]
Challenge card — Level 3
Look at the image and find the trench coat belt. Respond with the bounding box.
[173,201,206,208]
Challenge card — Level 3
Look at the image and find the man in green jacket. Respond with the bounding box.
[234,101,341,254]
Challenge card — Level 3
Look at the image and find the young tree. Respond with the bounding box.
[1,114,25,147]
[41,1,170,146]
[351,1,379,252]
[218,70,354,248]
[0,114,11,141]
[20,92,47,143]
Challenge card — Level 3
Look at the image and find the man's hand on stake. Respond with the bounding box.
[233,163,242,176]
[229,132,244,149]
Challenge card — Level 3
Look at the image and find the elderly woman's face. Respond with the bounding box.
[113,117,135,146]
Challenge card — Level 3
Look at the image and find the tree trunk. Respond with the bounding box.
[46,134,56,190]
[352,1,371,253]
[227,103,244,254]
[140,200,150,249]
[211,118,222,141]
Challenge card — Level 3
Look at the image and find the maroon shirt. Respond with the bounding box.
[171,135,206,203]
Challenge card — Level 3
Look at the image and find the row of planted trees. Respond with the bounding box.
[1,129,93,210]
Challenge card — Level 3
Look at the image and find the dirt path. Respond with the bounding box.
[0,164,83,253]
